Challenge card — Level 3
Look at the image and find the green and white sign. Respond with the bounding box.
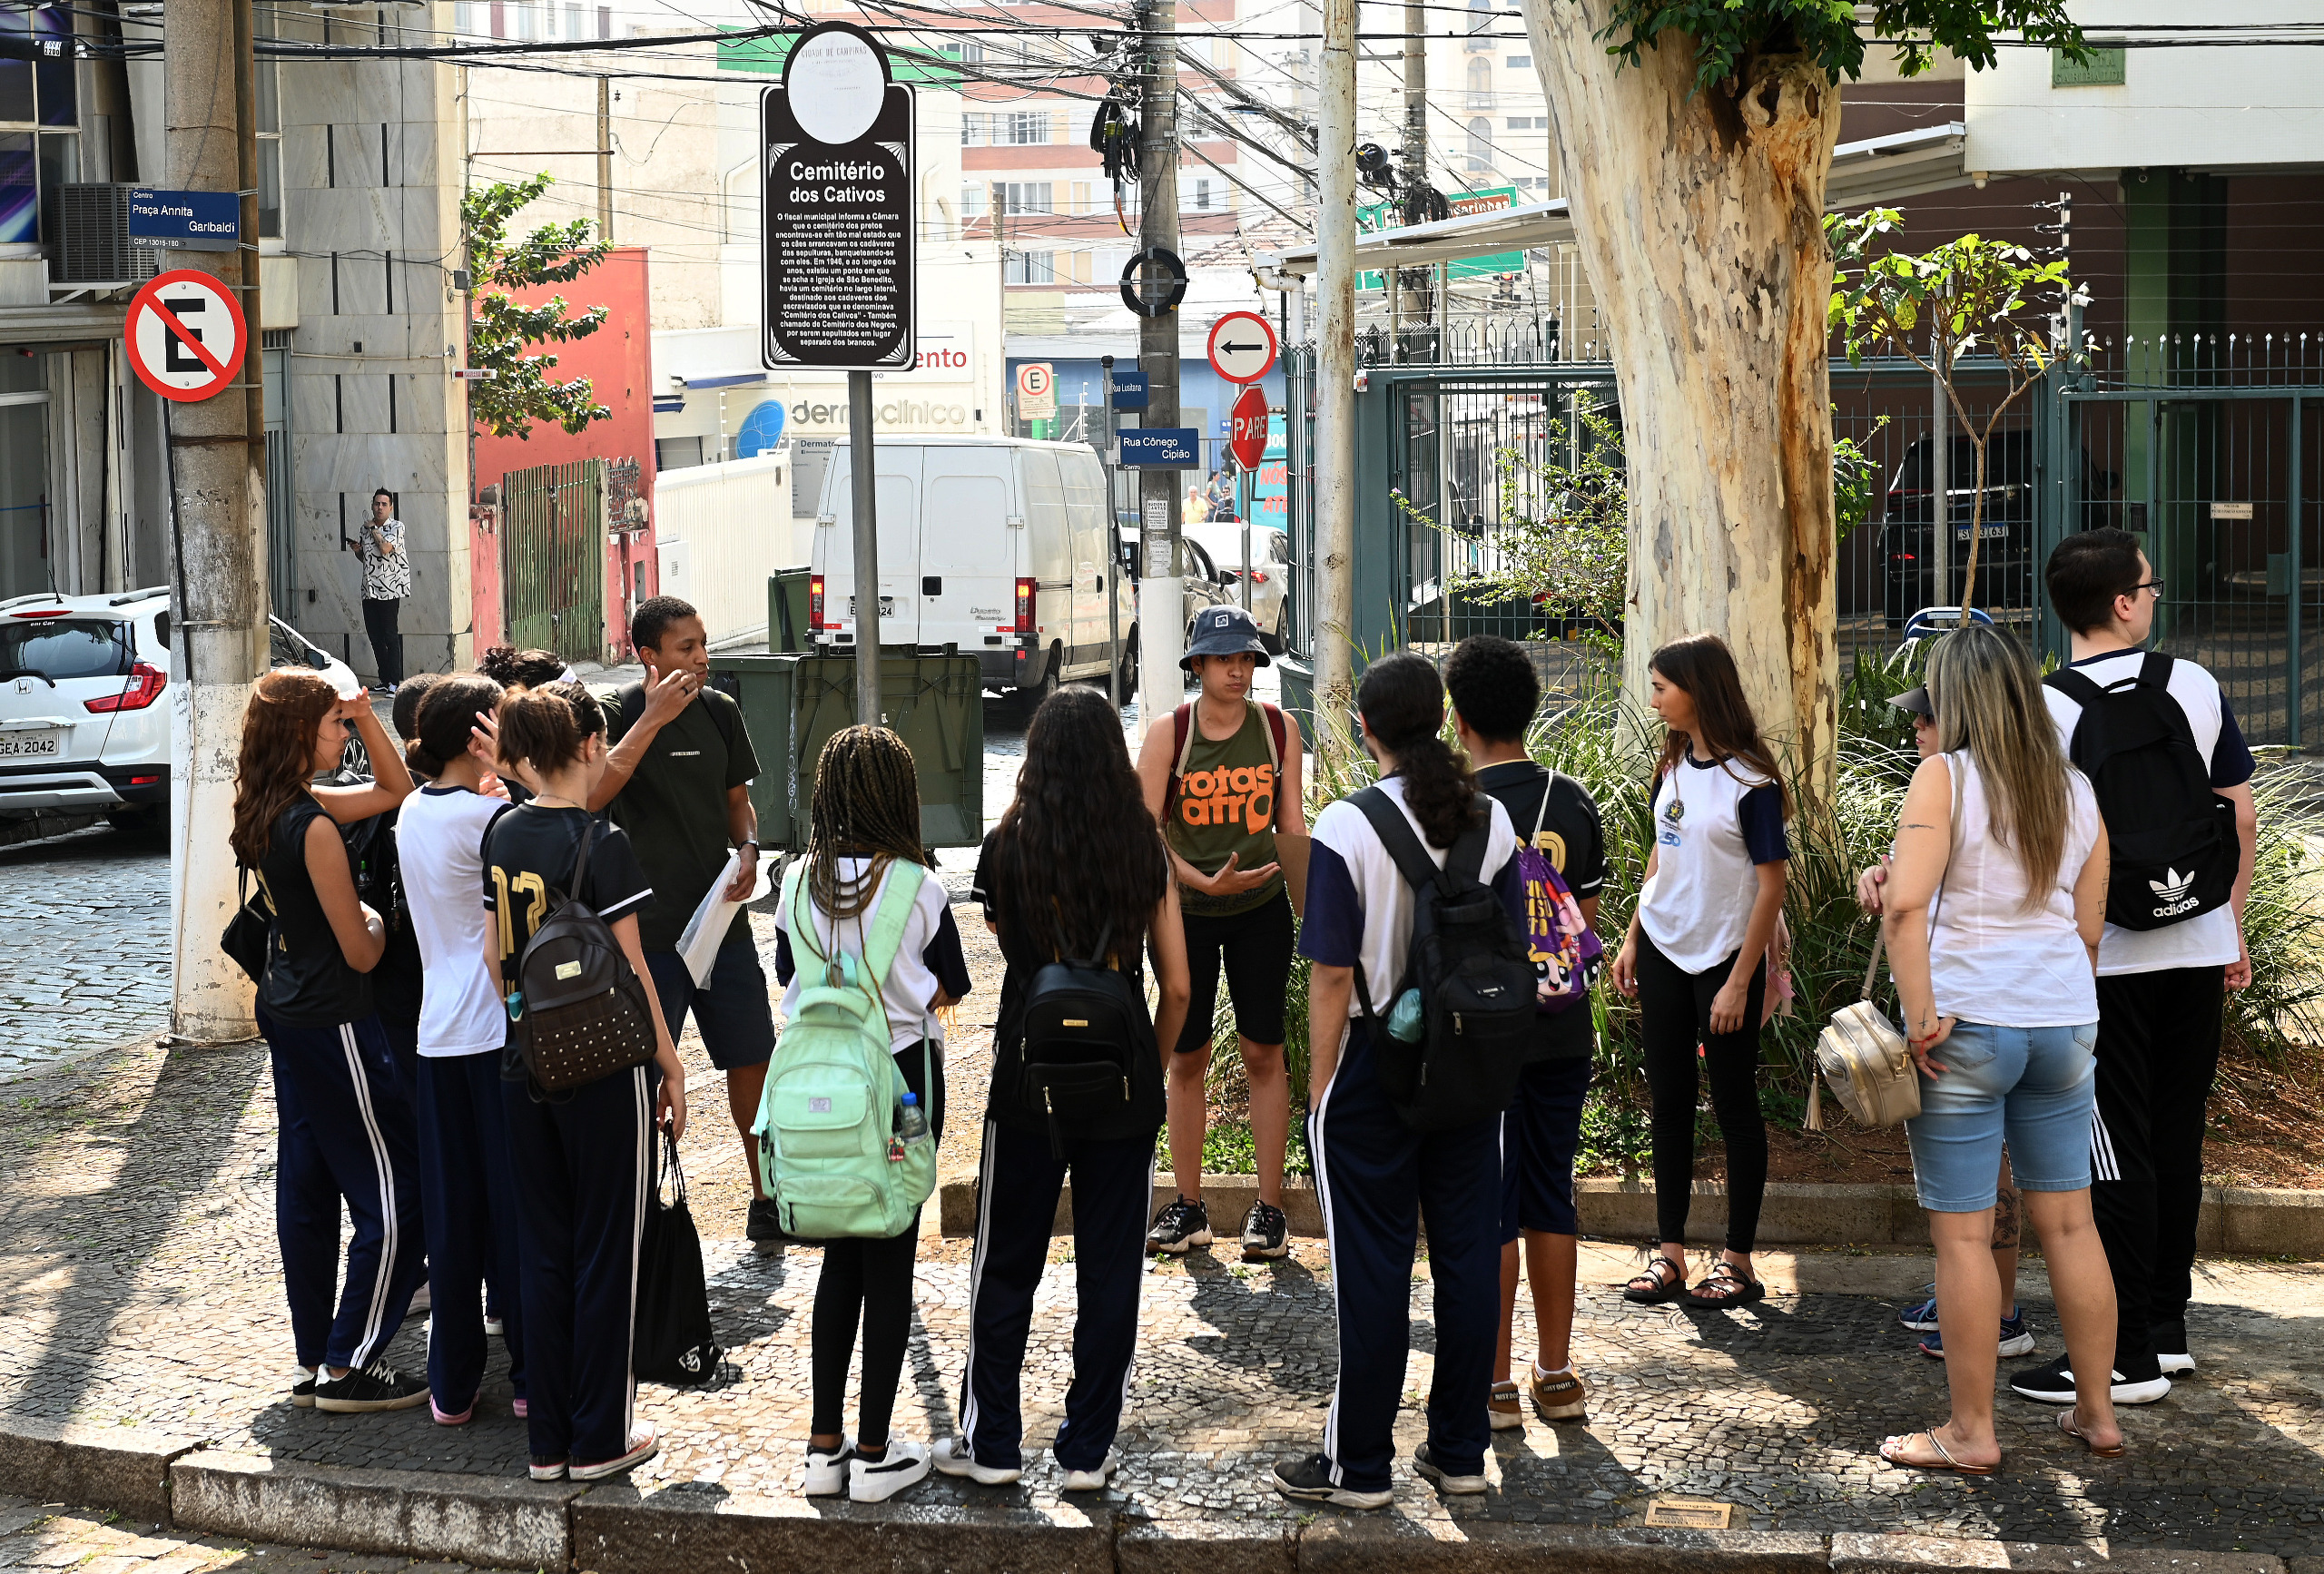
[1356,187,1524,291]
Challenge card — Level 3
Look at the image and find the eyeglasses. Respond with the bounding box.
[2127,577,2165,600]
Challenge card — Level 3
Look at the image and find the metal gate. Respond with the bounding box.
[500,459,606,664]
[2044,335,2324,747]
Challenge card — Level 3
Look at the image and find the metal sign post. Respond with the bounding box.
[761,20,916,726]
[1101,353,1122,711]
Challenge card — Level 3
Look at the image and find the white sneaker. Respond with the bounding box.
[850,1440,932,1502]
[803,1437,852,1498]
[485,1315,506,1337]
[571,1425,658,1481]
[1059,1449,1120,1491]
[931,1435,1022,1485]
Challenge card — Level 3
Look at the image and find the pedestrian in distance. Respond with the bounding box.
[394,674,530,1428]
[1274,653,1528,1510]
[229,669,427,1413]
[1610,633,1787,1310]
[346,487,409,695]
[1137,605,1307,1261]
[1875,625,2122,1473]
[1857,684,2032,1364]
[940,684,1192,1492]
[2011,527,2257,1405]
[1443,635,1605,1430]
[776,725,972,1504]
[485,682,689,1482]
[589,596,776,1243]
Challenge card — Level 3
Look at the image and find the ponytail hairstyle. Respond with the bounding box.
[492,681,605,782]
[409,675,503,779]
[806,724,926,922]
[230,669,340,865]
[389,672,444,750]
[1925,624,2073,910]
[990,684,1169,961]
[1648,633,1790,818]
[1357,652,1475,848]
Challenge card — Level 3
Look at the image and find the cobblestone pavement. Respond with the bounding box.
[0,822,172,1082]
[3,1036,2321,1556]
[0,1493,483,1574]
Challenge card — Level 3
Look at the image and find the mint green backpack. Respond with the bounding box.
[753,860,938,1240]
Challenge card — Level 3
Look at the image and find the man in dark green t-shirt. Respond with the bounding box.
[590,595,776,1244]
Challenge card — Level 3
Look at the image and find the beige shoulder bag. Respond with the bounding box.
[1809,755,1963,1131]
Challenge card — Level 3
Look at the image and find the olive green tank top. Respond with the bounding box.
[1167,700,1285,919]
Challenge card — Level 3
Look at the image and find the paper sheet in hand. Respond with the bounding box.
[676,850,775,988]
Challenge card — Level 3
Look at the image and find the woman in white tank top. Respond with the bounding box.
[1876,625,2122,1476]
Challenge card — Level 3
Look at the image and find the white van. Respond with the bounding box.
[810,437,1138,700]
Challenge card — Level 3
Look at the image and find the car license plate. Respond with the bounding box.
[0,730,61,759]
[1953,526,2010,541]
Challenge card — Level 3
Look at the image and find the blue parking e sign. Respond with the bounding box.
[1118,428,1197,467]
[1109,366,1149,409]
[127,189,241,252]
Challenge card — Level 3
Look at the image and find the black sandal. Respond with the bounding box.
[1623,1256,1687,1304]
[1685,1260,1766,1308]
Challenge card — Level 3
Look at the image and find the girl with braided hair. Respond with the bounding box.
[772,725,971,1502]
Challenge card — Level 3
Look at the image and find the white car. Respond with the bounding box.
[0,588,359,828]
[1186,521,1290,647]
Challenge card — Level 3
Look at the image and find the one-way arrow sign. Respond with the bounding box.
[1206,310,1278,384]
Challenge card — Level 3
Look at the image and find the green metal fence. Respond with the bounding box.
[500,459,605,665]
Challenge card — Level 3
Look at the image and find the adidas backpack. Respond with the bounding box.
[2045,652,2236,931]
[753,860,938,1240]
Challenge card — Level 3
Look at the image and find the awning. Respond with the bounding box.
[1258,123,1969,278]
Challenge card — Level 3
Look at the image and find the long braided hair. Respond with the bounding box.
[806,725,926,921]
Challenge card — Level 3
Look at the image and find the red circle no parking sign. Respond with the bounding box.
[124,269,248,402]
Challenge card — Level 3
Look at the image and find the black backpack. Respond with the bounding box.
[2045,652,2237,931]
[1348,787,1536,1131]
[504,821,661,1091]
[1012,923,1163,1156]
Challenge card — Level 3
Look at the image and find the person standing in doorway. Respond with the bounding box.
[348,488,410,695]
[1137,605,1306,1260]
[590,595,774,1243]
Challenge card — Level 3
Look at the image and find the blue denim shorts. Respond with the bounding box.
[1904,1020,2097,1213]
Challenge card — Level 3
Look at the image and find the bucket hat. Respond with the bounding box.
[1181,605,1273,671]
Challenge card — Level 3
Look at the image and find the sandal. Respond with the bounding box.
[1622,1256,1687,1304]
[1879,1430,1997,1476]
[2058,1412,2124,1459]
[1685,1260,1766,1308]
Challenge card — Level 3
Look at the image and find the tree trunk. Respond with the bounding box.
[1524,2,1844,799]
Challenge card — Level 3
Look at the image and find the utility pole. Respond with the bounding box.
[1102,352,1123,711]
[1134,0,1184,724]
[596,75,615,243]
[1314,0,1357,738]
[166,0,267,1040]
[1398,0,1427,356]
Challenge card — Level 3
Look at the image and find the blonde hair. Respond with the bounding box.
[1925,625,2073,910]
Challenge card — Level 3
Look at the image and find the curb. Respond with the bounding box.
[1,1419,2306,1573]
[936,1175,2324,1256]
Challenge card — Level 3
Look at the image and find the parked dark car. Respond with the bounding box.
[1879,431,2117,626]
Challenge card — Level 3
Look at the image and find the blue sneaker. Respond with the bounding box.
[1917,1308,2035,1360]
[1898,1290,1940,1333]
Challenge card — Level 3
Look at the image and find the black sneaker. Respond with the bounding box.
[1412,1442,1486,1495]
[2152,1318,2194,1375]
[747,1196,787,1252]
[1147,1196,1212,1254]
[2009,1351,2171,1405]
[289,1366,317,1408]
[313,1358,429,1413]
[1240,1200,1289,1260]
[1271,1451,1392,1510]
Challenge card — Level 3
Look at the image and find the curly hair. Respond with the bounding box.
[476,646,568,690]
[1443,634,1541,744]
[989,684,1168,962]
[1358,653,1475,848]
[231,669,339,866]
[806,725,925,922]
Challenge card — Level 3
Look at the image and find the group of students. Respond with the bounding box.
[230,521,2253,1500]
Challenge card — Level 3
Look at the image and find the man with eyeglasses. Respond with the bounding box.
[2018,526,2256,1408]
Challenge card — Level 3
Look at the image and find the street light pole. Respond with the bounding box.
[1315,0,1358,741]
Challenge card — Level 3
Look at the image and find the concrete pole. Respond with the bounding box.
[850,369,881,724]
[1135,0,1185,726]
[596,75,615,243]
[166,0,267,1041]
[1314,0,1358,737]
[1398,0,1427,353]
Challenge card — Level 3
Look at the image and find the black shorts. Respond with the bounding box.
[1173,890,1295,1054]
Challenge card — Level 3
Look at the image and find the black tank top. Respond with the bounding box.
[256,797,375,1028]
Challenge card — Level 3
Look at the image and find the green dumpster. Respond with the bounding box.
[768,566,812,654]
[708,648,983,853]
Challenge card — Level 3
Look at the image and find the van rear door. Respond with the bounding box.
[817,444,923,648]
[918,444,1018,656]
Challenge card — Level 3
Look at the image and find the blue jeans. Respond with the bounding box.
[1905,1020,2098,1213]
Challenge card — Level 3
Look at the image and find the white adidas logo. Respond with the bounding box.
[2148,868,2199,918]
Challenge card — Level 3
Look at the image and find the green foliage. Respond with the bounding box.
[463,174,614,440]
[1832,417,1889,536]
[1597,0,2087,94]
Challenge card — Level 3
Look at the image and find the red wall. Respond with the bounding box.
[470,246,659,661]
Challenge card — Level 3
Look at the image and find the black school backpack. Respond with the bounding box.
[1012,923,1164,1157]
[1348,787,1536,1131]
[2045,652,2237,931]
[504,821,662,1092]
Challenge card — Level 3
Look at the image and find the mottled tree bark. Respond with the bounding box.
[1523,1,1843,800]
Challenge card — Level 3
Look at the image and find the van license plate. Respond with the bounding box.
[0,730,61,759]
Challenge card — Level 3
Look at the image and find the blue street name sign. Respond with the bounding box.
[127,189,241,252]
[1118,428,1197,467]
[1109,366,1148,409]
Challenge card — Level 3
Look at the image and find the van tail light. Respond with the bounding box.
[1015,577,1036,635]
[85,661,166,713]
[810,575,826,630]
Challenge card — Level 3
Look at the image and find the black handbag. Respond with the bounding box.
[634,1127,723,1386]
[221,867,270,983]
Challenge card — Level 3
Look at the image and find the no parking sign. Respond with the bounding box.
[124,269,247,402]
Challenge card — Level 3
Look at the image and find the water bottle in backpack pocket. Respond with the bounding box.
[1012,923,1162,1157]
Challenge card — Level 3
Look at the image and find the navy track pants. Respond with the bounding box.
[417,1048,526,1412]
